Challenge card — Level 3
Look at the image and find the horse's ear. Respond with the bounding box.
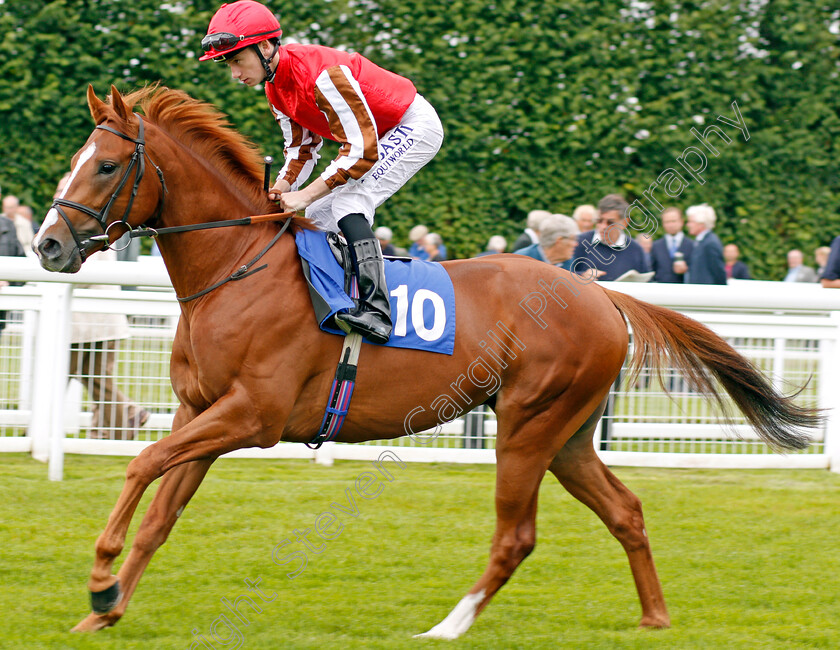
[109,84,132,122]
[87,84,108,124]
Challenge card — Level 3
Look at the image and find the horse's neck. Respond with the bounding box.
[152,162,290,303]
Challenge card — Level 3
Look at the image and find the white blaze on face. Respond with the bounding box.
[33,142,97,247]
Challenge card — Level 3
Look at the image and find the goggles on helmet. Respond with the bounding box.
[201,29,278,56]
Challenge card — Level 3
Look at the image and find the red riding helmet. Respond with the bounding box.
[199,1,282,61]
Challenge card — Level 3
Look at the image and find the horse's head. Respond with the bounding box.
[34,85,166,273]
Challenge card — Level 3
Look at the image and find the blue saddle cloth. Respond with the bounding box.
[294,229,456,355]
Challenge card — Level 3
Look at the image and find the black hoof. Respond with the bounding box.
[91,580,121,614]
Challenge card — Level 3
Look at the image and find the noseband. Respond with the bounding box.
[50,114,166,260]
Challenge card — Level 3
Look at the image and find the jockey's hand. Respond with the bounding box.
[279,190,312,213]
[268,180,291,202]
[278,178,331,213]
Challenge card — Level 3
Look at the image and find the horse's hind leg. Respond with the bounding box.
[417,437,549,639]
[548,402,670,629]
[72,458,214,632]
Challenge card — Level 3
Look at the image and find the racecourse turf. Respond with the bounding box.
[1,453,838,649]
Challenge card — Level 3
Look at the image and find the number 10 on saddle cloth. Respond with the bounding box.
[294,229,455,354]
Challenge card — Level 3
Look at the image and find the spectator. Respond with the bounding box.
[820,235,840,288]
[684,204,726,284]
[14,204,37,258]
[421,232,446,262]
[511,209,550,253]
[52,173,150,439]
[0,193,25,335]
[408,224,448,260]
[572,194,648,281]
[476,235,508,257]
[572,204,597,233]
[374,226,397,256]
[723,244,751,280]
[635,233,653,270]
[1,194,19,221]
[514,213,579,269]
[408,224,428,259]
[2,195,34,259]
[783,249,817,283]
[815,246,831,279]
[651,206,695,283]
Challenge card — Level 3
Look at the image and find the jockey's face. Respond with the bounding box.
[224,46,266,87]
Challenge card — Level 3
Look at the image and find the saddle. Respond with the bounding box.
[295,229,455,354]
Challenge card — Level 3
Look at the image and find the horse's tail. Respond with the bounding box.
[602,288,823,451]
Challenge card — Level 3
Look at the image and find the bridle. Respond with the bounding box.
[49,112,297,302]
[50,114,166,261]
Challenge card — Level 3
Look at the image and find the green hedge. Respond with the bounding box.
[1,0,838,277]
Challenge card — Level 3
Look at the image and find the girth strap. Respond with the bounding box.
[307,332,363,449]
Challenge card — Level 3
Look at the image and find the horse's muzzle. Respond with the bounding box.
[36,236,83,273]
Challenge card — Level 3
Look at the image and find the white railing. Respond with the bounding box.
[1,256,839,478]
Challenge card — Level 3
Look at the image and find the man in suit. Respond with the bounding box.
[651,207,695,283]
[572,204,597,233]
[572,193,648,281]
[684,204,726,284]
[476,235,507,257]
[815,246,831,279]
[783,249,817,283]
[511,209,550,253]
[0,197,25,335]
[724,244,751,280]
[375,226,397,256]
[514,213,579,269]
[421,232,446,262]
[820,236,840,288]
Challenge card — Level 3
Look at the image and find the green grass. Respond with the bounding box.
[1,455,839,649]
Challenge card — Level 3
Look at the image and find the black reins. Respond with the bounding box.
[51,114,297,303]
[174,216,293,302]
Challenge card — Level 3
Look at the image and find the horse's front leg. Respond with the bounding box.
[72,457,214,632]
[75,390,275,631]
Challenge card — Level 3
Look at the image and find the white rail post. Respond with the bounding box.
[28,282,73,480]
[825,312,840,473]
[49,284,73,481]
[314,442,335,466]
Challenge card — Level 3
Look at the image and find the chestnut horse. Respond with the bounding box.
[34,85,819,638]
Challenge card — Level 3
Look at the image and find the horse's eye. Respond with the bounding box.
[99,162,117,175]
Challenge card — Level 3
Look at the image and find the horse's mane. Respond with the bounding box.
[112,85,302,222]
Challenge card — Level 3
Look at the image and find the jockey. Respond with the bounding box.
[200,0,444,345]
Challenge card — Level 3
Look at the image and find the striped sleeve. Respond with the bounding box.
[271,106,323,190]
[313,65,380,190]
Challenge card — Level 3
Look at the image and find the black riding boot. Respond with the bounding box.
[335,214,392,344]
